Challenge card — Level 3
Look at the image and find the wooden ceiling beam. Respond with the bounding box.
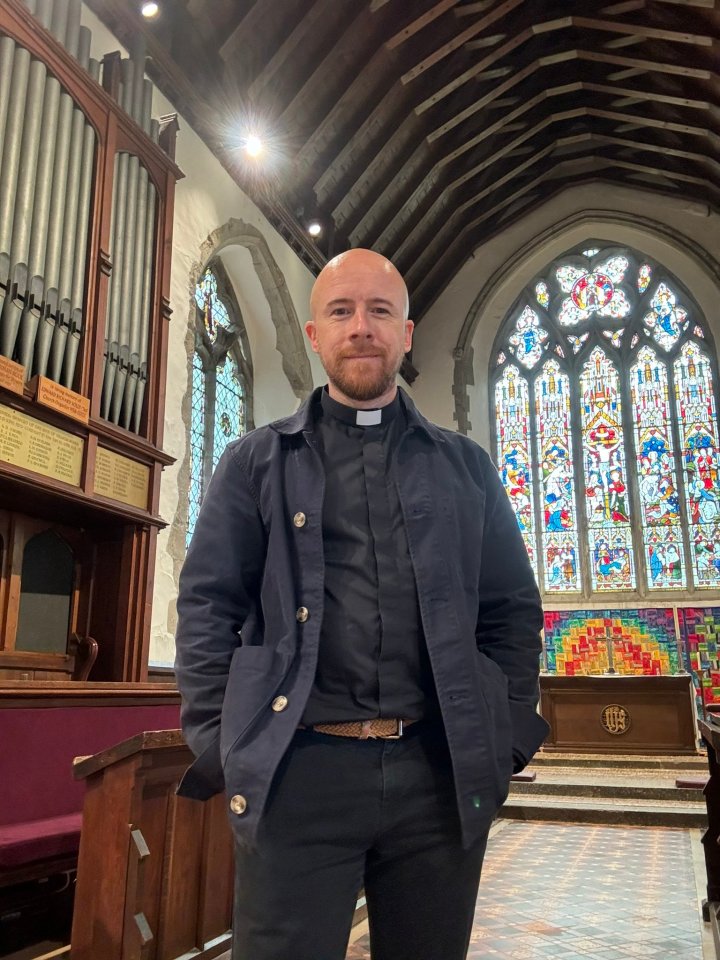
[583,81,710,111]
[604,34,644,48]
[464,33,506,50]
[401,0,524,83]
[248,0,335,101]
[418,10,714,116]
[382,110,588,258]
[600,0,646,13]
[593,133,720,169]
[454,0,498,14]
[571,16,713,45]
[587,106,716,140]
[386,0,460,49]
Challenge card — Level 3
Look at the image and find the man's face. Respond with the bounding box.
[305,250,414,405]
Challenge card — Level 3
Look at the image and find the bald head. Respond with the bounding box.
[310,248,409,321]
[305,247,414,408]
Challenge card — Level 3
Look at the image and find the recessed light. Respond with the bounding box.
[141,1,159,18]
[307,220,322,237]
[244,135,263,157]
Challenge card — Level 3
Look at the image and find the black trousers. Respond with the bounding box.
[231,722,491,960]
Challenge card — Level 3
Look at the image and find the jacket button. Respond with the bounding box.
[293,511,306,528]
[229,794,247,815]
[296,606,309,623]
[272,695,288,712]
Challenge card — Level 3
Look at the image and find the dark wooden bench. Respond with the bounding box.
[0,682,180,887]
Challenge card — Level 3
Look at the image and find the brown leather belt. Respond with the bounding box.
[300,718,415,740]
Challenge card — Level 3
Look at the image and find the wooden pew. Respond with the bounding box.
[0,682,180,887]
[71,730,233,960]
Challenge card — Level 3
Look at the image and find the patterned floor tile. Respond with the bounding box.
[346,821,705,959]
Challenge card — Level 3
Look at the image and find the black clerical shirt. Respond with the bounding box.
[300,388,437,725]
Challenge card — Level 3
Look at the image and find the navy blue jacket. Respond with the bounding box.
[175,386,548,848]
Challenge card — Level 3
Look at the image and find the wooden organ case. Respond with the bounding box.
[0,0,182,683]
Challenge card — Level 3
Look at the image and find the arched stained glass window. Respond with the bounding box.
[491,243,720,597]
[187,263,253,549]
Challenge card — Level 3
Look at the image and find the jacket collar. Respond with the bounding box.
[270,385,447,443]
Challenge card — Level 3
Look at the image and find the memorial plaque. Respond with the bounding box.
[94,447,150,510]
[0,356,25,396]
[32,375,90,424]
[0,404,83,486]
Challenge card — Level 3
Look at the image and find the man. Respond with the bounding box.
[175,248,547,960]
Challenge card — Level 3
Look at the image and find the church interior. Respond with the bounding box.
[0,0,719,957]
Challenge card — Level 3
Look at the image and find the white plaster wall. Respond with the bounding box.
[412,183,720,451]
[81,6,320,664]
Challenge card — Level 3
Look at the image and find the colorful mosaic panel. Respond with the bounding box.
[679,606,720,711]
[543,609,679,676]
[495,366,537,577]
[535,360,581,592]
[580,348,636,590]
[630,346,686,589]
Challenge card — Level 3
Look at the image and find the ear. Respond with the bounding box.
[404,319,414,353]
[305,320,320,354]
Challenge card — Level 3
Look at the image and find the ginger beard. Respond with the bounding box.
[318,340,405,403]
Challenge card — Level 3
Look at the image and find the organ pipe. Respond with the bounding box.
[1,0,164,434]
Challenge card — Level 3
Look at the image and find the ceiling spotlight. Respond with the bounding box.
[243,135,263,158]
[307,220,322,238]
[141,1,159,17]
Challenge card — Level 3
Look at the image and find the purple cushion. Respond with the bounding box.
[0,813,82,869]
[1,704,181,824]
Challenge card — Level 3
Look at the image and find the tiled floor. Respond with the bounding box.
[346,821,708,959]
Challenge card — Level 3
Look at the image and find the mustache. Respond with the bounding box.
[339,348,386,358]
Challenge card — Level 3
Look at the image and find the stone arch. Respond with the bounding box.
[163,221,314,645]
[196,219,313,401]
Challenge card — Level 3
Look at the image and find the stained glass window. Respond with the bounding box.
[187,265,253,549]
[536,360,580,592]
[495,366,537,577]
[674,343,720,587]
[491,243,719,598]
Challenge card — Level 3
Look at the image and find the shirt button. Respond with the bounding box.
[229,795,247,815]
[293,512,306,528]
[296,606,309,623]
[272,695,288,712]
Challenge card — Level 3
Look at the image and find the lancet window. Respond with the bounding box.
[187,264,252,547]
[492,245,720,597]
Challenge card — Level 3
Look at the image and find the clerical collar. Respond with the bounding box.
[320,387,401,427]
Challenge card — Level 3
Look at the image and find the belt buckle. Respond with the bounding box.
[383,719,404,740]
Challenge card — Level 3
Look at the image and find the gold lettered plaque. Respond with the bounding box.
[0,356,25,396]
[32,375,90,424]
[94,446,150,510]
[0,404,83,486]
[601,704,631,735]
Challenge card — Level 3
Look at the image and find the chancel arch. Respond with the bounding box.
[490,242,720,601]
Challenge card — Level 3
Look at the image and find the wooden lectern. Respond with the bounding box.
[71,730,233,960]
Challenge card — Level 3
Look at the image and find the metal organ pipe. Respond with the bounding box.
[134,181,156,432]
[1,0,162,435]
[49,27,90,383]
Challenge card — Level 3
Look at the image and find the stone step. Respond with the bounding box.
[509,777,705,803]
[533,751,706,770]
[501,793,707,828]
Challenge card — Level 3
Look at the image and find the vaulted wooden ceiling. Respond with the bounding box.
[87,0,719,322]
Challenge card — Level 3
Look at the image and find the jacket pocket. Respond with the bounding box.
[220,645,289,765]
[475,650,513,803]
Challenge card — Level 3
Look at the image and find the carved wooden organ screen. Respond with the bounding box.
[0,0,181,681]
